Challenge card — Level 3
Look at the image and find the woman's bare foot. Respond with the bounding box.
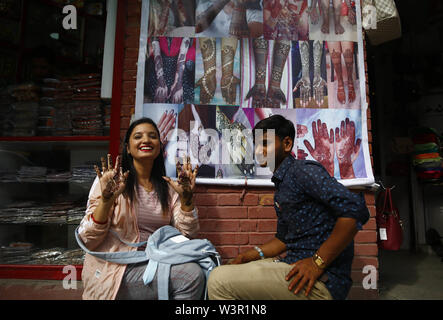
[310,6,320,25]
[321,17,330,34]
[335,20,345,34]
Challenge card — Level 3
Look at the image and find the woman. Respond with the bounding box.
[78,117,204,300]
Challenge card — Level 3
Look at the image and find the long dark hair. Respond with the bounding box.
[121,117,170,214]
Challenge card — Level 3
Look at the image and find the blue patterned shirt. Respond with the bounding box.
[272,155,370,300]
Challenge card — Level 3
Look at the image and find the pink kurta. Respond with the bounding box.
[78,177,200,300]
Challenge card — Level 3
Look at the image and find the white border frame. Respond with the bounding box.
[134,0,375,188]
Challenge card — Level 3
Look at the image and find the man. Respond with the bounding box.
[207,115,369,300]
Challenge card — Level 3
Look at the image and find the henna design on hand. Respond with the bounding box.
[335,118,361,179]
[158,0,172,35]
[221,38,240,105]
[245,38,269,108]
[94,155,129,201]
[343,47,355,103]
[294,41,311,107]
[312,40,326,107]
[169,37,191,104]
[266,40,290,108]
[152,37,169,103]
[196,38,217,104]
[303,119,335,176]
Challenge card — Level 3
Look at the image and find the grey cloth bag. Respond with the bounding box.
[75,225,221,300]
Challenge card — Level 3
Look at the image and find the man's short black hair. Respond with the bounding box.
[253,114,295,143]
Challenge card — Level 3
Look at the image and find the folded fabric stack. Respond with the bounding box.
[29,248,85,265]
[66,206,86,225]
[0,198,86,225]
[1,101,39,137]
[37,79,62,136]
[62,73,104,136]
[0,88,15,136]
[17,166,47,183]
[38,74,105,136]
[0,242,34,265]
[0,169,18,182]
[69,100,104,136]
[46,170,72,183]
[71,164,97,184]
[411,127,443,181]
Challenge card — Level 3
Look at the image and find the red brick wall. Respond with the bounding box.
[120,0,378,300]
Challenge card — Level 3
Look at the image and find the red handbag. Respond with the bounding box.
[376,187,403,250]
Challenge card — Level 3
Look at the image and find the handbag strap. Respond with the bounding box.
[377,187,389,215]
[389,188,398,214]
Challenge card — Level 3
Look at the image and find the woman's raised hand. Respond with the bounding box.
[162,156,198,206]
[94,154,129,202]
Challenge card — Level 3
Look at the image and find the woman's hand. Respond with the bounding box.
[94,154,129,202]
[162,156,199,211]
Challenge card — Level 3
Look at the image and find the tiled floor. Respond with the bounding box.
[378,249,443,300]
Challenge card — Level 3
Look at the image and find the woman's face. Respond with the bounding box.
[127,123,161,162]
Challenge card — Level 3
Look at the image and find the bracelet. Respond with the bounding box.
[254,246,265,260]
[91,214,107,225]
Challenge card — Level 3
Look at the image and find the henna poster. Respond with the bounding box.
[135,0,374,187]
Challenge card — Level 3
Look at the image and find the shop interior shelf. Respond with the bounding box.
[0,136,110,142]
[0,264,83,280]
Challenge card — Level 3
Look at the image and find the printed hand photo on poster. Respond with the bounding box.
[177,104,217,178]
[241,38,293,109]
[195,0,263,38]
[296,108,367,180]
[263,0,309,41]
[195,38,241,106]
[292,40,328,108]
[216,106,255,179]
[148,0,196,37]
[326,41,360,109]
[141,104,181,178]
[308,0,357,42]
[144,37,195,104]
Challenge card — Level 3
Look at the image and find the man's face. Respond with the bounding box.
[254,132,289,171]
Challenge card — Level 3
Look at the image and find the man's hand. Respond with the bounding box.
[227,253,247,265]
[286,257,324,296]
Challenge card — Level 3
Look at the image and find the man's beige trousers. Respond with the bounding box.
[208,258,333,300]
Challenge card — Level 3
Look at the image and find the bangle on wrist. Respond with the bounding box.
[91,214,107,225]
[254,246,265,260]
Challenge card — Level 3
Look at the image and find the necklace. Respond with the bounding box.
[140,181,153,192]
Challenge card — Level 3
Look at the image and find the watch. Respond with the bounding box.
[312,252,326,269]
